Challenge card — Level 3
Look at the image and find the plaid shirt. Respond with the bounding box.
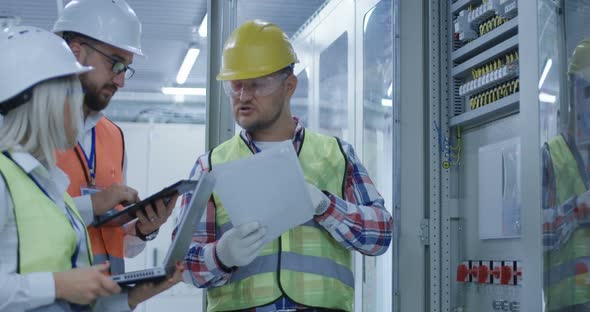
[177,119,393,311]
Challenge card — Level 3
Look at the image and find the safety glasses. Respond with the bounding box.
[223,73,288,98]
[81,42,135,80]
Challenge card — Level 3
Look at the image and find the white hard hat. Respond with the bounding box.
[0,26,93,113]
[52,0,143,55]
[569,39,590,81]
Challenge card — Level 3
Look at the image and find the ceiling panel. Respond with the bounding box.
[2,0,327,123]
[238,0,326,37]
[3,0,207,93]
[2,0,59,30]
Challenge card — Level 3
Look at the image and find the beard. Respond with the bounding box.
[80,75,117,112]
[238,101,284,133]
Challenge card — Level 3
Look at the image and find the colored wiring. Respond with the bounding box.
[434,121,462,169]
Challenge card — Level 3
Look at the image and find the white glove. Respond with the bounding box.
[216,221,267,268]
[306,182,331,215]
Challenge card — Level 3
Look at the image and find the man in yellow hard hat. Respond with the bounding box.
[542,39,590,311]
[178,20,393,311]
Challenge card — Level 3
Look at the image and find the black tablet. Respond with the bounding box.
[92,180,198,227]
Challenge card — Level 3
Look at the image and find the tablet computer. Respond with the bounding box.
[92,179,198,227]
[111,173,215,285]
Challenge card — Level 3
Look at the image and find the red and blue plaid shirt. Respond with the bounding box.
[176,119,393,311]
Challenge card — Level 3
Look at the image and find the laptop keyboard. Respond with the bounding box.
[113,269,157,281]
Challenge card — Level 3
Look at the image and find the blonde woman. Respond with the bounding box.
[0,26,182,312]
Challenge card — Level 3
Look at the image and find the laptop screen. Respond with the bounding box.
[160,173,215,271]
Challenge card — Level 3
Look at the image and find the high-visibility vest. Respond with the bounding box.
[0,152,92,274]
[207,130,354,312]
[544,135,590,311]
[56,117,126,274]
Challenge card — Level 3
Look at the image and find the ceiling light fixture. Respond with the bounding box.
[176,47,200,84]
[199,14,207,37]
[538,58,552,89]
[539,92,556,104]
[363,7,375,33]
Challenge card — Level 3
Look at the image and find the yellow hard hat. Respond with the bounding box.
[217,19,298,81]
[569,39,590,81]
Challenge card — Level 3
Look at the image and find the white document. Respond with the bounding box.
[212,141,315,243]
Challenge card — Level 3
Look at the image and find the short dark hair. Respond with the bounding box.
[61,31,99,45]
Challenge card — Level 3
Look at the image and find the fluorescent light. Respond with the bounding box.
[161,87,206,96]
[539,92,556,103]
[538,58,553,89]
[199,14,207,37]
[387,83,393,97]
[364,7,375,33]
[176,48,200,84]
[381,98,393,107]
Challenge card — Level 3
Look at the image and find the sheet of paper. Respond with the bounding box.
[212,141,314,243]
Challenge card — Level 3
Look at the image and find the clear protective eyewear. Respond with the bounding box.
[81,42,135,80]
[223,73,288,98]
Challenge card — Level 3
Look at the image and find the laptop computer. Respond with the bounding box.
[92,180,199,227]
[111,173,215,285]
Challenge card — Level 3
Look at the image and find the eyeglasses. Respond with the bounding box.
[222,73,288,99]
[81,42,135,80]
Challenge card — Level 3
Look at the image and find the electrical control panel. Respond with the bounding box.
[447,0,522,311]
[449,0,519,129]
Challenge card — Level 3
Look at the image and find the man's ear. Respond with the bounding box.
[68,41,84,61]
[284,74,298,98]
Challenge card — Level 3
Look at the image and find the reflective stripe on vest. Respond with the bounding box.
[0,153,92,274]
[545,136,590,311]
[229,252,355,287]
[56,117,126,274]
[207,130,353,312]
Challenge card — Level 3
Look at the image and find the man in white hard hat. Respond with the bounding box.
[52,0,176,276]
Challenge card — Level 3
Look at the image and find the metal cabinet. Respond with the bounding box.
[427,0,590,311]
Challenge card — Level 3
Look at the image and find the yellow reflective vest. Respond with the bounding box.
[207,130,354,311]
[0,152,92,274]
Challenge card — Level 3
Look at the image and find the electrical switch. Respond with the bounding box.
[492,261,502,284]
[478,264,490,283]
[501,265,513,285]
[470,263,479,280]
[457,262,469,282]
[454,10,478,42]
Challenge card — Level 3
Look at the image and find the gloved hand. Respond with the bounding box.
[216,221,267,268]
[306,182,331,215]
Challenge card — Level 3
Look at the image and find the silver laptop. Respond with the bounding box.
[111,173,215,285]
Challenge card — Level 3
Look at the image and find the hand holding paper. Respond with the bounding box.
[306,182,331,215]
[212,141,315,243]
[216,221,267,268]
